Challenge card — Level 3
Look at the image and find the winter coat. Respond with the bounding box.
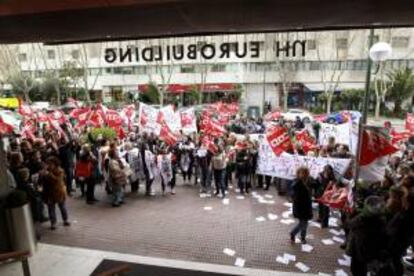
[109,159,128,187]
[347,211,389,263]
[386,207,414,257]
[292,179,313,220]
[42,167,67,204]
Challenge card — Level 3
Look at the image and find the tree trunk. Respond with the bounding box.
[326,93,333,113]
[83,73,91,104]
[394,100,402,116]
[23,89,30,103]
[375,95,381,119]
[55,84,61,106]
[282,83,288,111]
[159,88,164,106]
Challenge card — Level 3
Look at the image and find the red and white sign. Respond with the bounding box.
[266,125,293,156]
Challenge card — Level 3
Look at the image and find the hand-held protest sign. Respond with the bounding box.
[266,125,293,156]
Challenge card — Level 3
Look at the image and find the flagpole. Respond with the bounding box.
[354,28,374,183]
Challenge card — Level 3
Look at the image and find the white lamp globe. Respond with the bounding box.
[369,42,392,62]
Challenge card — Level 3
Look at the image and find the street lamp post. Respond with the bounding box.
[354,29,392,182]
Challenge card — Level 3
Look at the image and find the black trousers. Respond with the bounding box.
[86,178,95,202]
[318,203,330,228]
[257,175,272,189]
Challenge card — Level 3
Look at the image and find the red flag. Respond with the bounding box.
[0,117,14,135]
[36,111,49,123]
[159,125,178,146]
[264,111,282,121]
[406,113,414,134]
[266,125,293,156]
[18,104,33,118]
[76,108,91,128]
[48,110,67,124]
[70,107,88,119]
[317,182,350,210]
[105,109,123,128]
[200,116,226,138]
[359,126,398,166]
[201,135,218,154]
[21,120,36,140]
[295,129,317,153]
[89,109,105,128]
[391,130,411,145]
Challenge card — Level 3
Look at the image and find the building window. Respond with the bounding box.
[336,38,348,49]
[372,35,380,44]
[88,68,100,76]
[121,67,134,74]
[71,49,80,59]
[134,66,147,74]
[392,36,409,48]
[307,40,316,50]
[180,65,195,73]
[211,64,226,72]
[18,53,27,62]
[47,50,55,59]
[104,67,113,74]
[309,61,320,70]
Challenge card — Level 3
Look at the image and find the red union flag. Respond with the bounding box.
[359,126,398,166]
[391,130,411,145]
[48,110,67,124]
[406,113,414,134]
[264,111,282,121]
[266,125,293,156]
[105,109,123,128]
[295,129,317,153]
[159,125,178,146]
[200,116,226,137]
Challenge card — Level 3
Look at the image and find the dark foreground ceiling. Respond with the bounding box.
[1,0,414,44]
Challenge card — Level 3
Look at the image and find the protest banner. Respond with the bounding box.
[159,105,182,133]
[180,107,197,134]
[138,102,161,135]
[266,125,293,156]
[257,138,351,180]
[318,122,352,146]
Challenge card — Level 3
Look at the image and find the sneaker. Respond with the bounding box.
[63,221,71,227]
[170,189,176,195]
[50,225,57,230]
[112,203,120,207]
[301,238,307,244]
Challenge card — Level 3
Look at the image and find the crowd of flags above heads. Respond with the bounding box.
[0,99,412,159]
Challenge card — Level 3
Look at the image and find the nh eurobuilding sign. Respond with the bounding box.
[104,40,306,63]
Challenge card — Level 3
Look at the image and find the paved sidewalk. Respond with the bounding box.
[38,179,351,275]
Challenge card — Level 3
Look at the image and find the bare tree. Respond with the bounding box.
[0,44,38,102]
[315,31,356,113]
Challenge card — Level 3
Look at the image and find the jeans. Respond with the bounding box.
[48,202,68,226]
[238,173,248,193]
[64,166,74,194]
[290,219,309,240]
[257,175,272,189]
[318,203,330,228]
[112,185,124,205]
[200,166,211,193]
[213,169,226,195]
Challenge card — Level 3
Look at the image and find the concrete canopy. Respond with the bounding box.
[0,0,414,43]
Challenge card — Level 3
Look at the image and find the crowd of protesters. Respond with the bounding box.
[4,105,414,276]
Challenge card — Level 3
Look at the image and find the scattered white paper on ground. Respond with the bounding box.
[283,253,296,262]
[329,229,342,236]
[309,221,322,228]
[283,202,292,207]
[301,244,314,253]
[280,219,295,225]
[338,257,351,267]
[267,213,278,220]
[73,220,78,224]
[200,194,207,198]
[222,198,230,205]
[234,257,245,267]
[223,248,236,256]
[256,216,266,222]
[295,262,310,273]
[236,195,245,200]
[335,269,348,276]
[228,185,233,189]
[276,255,289,265]
[321,239,335,245]
[329,217,339,227]
[264,194,273,199]
[332,236,345,244]
[306,234,315,240]
[203,206,213,211]
[282,211,292,218]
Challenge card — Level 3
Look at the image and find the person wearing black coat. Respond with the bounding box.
[347,196,390,276]
[290,167,313,244]
[386,187,414,276]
